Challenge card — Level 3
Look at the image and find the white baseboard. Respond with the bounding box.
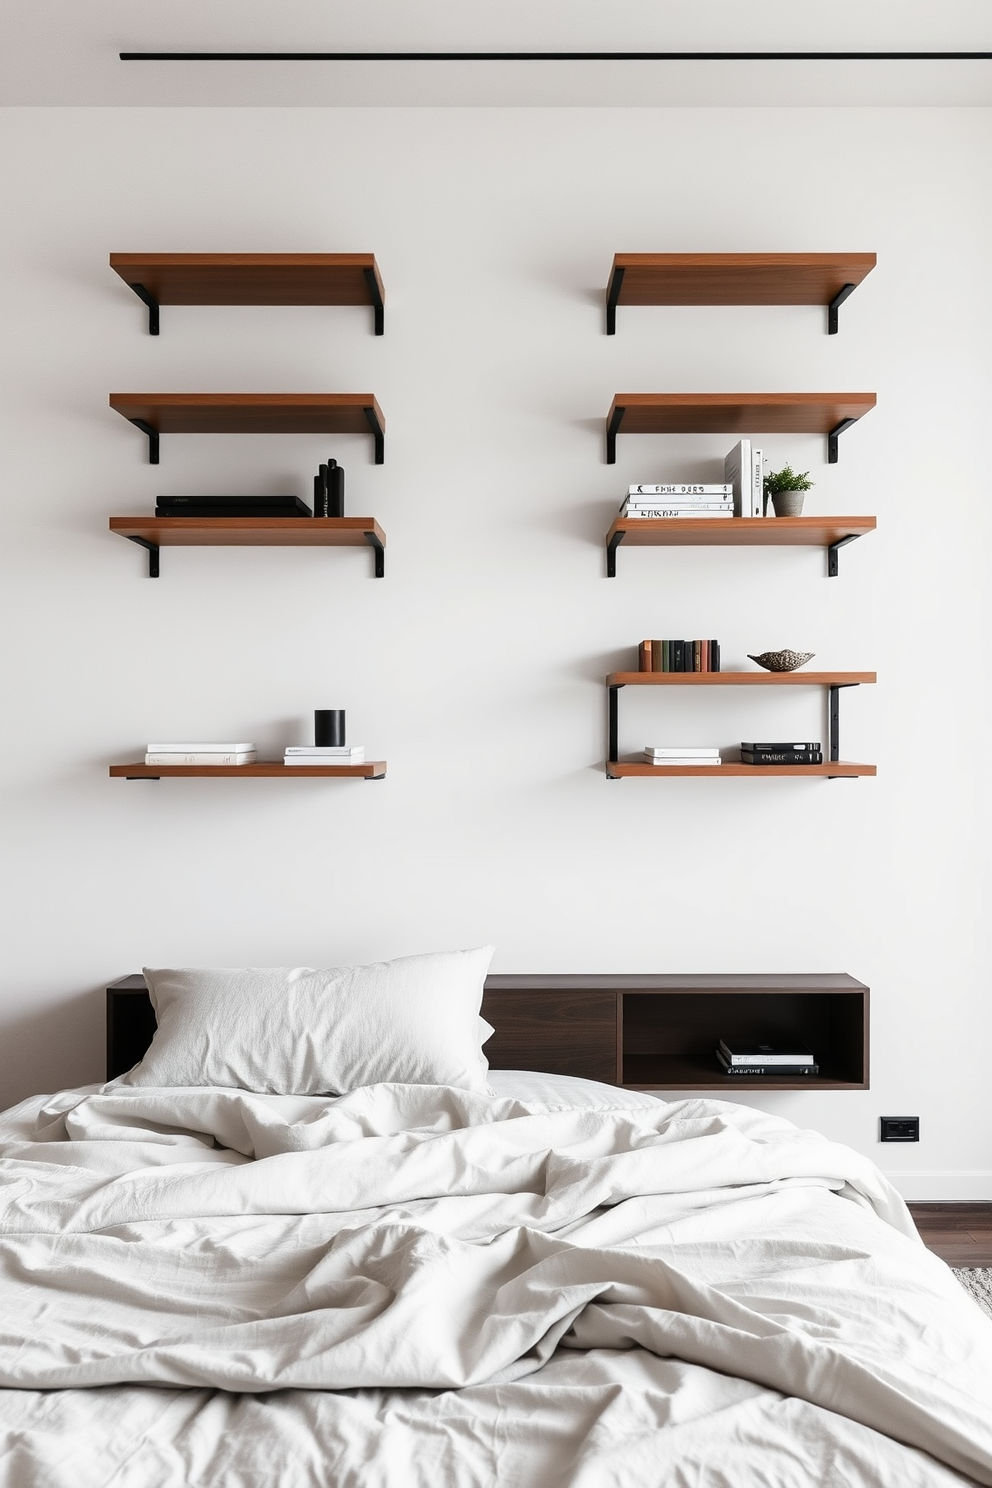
[885,1172,992,1202]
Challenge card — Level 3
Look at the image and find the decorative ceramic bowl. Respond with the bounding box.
[747,650,815,672]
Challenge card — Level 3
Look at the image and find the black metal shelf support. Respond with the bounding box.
[607,682,624,777]
[364,405,385,464]
[827,533,860,577]
[606,265,625,335]
[126,536,160,577]
[128,282,160,335]
[606,529,625,577]
[827,282,856,335]
[363,267,385,335]
[606,405,625,464]
[364,529,385,577]
[128,419,160,464]
[827,417,857,464]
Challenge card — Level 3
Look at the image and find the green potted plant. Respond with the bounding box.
[763,464,814,517]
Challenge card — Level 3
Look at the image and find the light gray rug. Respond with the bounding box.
[954,1268,992,1321]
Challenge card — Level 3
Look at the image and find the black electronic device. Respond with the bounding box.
[313,459,345,518]
[155,495,312,518]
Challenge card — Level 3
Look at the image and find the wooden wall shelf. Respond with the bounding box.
[108,393,385,465]
[606,253,876,334]
[109,253,385,335]
[106,972,869,1091]
[110,761,386,780]
[606,392,875,465]
[109,516,386,578]
[606,670,876,780]
[606,514,875,577]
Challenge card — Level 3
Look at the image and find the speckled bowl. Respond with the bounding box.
[747,650,815,672]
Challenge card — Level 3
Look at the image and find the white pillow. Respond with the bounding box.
[124,947,496,1096]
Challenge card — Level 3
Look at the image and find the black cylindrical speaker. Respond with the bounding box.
[314,710,346,746]
[326,459,344,518]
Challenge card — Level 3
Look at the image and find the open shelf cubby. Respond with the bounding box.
[108,393,385,465]
[606,670,876,780]
[109,253,385,335]
[106,973,868,1090]
[605,515,876,577]
[605,392,875,465]
[109,516,386,578]
[605,252,876,335]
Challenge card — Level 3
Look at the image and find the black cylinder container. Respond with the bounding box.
[314,710,346,747]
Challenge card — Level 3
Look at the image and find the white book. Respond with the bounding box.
[628,483,733,496]
[623,499,732,512]
[644,756,722,766]
[621,508,734,520]
[723,440,752,518]
[284,746,365,757]
[646,747,721,758]
[284,756,366,767]
[752,447,764,519]
[145,752,256,766]
[146,741,256,753]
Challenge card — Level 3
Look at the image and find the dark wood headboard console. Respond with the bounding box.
[107,972,869,1092]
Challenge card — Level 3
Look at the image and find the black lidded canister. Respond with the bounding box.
[314,710,346,747]
[326,459,344,517]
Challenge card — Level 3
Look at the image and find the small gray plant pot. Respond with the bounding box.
[770,490,806,517]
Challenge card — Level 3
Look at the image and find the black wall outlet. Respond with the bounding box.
[880,1116,920,1142]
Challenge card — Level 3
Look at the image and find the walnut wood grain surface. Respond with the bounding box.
[109,762,386,779]
[608,392,876,435]
[109,517,385,548]
[607,760,876,778]
[612,253,876,306]
[109,253,383,307]
[909,1205,992,1266]
[607,671,876,686]
[108,393,384,436]
[607,516,876,549]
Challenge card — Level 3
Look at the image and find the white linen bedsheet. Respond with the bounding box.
[0,1079,990,1488]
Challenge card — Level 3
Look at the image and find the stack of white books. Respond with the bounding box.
[644,746,722,767]
[621,484,734,519]
[283,745,365,767]
[144,742,257,766]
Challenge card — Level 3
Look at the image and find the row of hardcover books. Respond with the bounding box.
[642,743,824,767]
[620,441,765,520]
[141,742,366,766]
[638,639,721,673]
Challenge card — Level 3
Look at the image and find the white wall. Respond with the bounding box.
[0,106,989,1197]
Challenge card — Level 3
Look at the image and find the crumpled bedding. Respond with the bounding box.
[0,1081,990,1488]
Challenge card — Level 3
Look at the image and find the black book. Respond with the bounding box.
[711,639,720,673]
[155,495,312,518]
[741,750,823,765]
[741,741,821,753]
[673,640,684,673]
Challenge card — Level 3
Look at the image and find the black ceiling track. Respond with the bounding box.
[119,51,992,63]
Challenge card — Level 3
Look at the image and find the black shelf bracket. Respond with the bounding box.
[126,536,160,577]
[129,418,160,464]
[363,267,385,335]
[827,282,856,335]
[126,775,160,780]
[827,417,857,465]
[827,680,863,776]
[364,405,385,464]
[607,682,624,776]
[606,265,625,335]
[128,282,160,335]
[606,528,625,577]
[606,404,625,465]
[827,532,860,577]
[363,529,385,577]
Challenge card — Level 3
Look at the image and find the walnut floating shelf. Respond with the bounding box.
[608,760,875,779]
[605,392,875,465]
[606,670,875,688]
[605,515,876,577]
[110,761,387,781]
[606,253,876,334]
[109,516,386,578]
[109,253,385,335]
[108,393,385,465]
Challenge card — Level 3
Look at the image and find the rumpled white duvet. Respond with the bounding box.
[1,1077,990,1488]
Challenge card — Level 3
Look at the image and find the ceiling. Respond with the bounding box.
[2,0,992,107]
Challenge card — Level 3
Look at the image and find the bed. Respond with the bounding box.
[1,952,991,1487]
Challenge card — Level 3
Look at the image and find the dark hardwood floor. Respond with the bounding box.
[908,1204,992,1267]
